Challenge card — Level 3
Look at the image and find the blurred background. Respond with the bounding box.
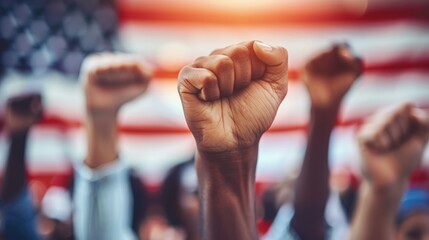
[0,0,428,208]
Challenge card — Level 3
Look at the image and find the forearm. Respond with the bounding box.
[291,106,338,238]
[85,110,118,169]
[350,181,406,240]
[1,130,29,202]
[196,146,259,240]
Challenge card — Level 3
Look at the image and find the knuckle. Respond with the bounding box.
[201,70,217,85]
[193,56,208,66]
[210,47,223,56]
[213,55,233,72]
[178,65,193,81]
[228,45,249,61]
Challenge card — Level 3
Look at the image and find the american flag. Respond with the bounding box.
[0,0,428,185]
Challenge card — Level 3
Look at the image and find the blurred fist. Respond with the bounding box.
[80,53,152,113]
[358,103,429,189]
[5,94,42,134]
[178,41,288,153]
[303,43,363,109]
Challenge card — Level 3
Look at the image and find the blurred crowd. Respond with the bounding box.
[0,42,428,240]
[0,1,428,240]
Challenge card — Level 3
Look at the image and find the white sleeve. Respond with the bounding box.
[72,160,136,240]
[262,204,300,240]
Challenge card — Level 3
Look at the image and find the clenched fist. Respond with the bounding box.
[178,41,288,153]
[5,94,42,134]
[80,53,152,113]
[303,43,363,109]
[358,103,429,189]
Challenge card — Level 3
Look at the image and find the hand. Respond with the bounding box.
[303,43,363,109]
[81,53,152,114]
[178,41,288,153]
[5,94,42,134]
[358,103,429,189]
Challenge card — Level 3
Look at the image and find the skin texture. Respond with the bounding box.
[80,53,151,169]
[178,40,288,240]
[291,43,363,240]
[351,103,429,240]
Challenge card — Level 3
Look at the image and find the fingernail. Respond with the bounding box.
[255,41,272,51]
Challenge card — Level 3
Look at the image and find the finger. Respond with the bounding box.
[397,112,409,138]
[361,103,415,151]
[358,119,383,150]
[193,55,234,98]
[30,97,42,114]
[359,111,396,151]
[386,117,403,148]
[252,41,288,92]
[352,57,364,77]
[94,64,149,88]
[213,41,266,82]
[410,108,429,142]
[178,66,220,102]
[253,41,288,74]
[211,44,252,90]
[334,43,364,76]
[376,129,393,151]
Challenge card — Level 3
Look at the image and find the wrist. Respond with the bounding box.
[361,179,408,198]
[311,104,340,119]
[309,106,339,132]
[196,144,259,168]
[196,145,259,239]
[196,144,258,190]
[7,127,30,137]
[86,108,118,128]
[8,129,29,142]
[85,109,119,169]
[86,105,119,119]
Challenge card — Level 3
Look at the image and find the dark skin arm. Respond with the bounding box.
[1,95,42,203]
[178,41,289,240]
[291,43,363,239]
[1,130,29,203]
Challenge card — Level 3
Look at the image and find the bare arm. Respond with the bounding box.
[291,44,363,239]
[350,104,429,240]
[197,148,259,239]
[81,53,151,169]
[178,41,289,240]
[1,95,42,202]
[0,95,42,240]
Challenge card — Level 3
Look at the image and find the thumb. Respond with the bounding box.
[253,41,288,79]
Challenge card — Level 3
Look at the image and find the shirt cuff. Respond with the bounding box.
[74,159,128,182]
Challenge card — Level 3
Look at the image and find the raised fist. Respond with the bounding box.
[178,41,288,153]
[303,43,363,109]
[80,53,152,113]
[5,94,42,133]
[358,103,429,189]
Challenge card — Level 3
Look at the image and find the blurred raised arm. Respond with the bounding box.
[351,104,429,240]
[81,53,151,169]
[291,43,363,239]
[1,94,42,240]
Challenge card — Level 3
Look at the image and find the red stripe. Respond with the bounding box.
[15,104,425,135]
[152,57,429,80]
[117,3,429,26]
